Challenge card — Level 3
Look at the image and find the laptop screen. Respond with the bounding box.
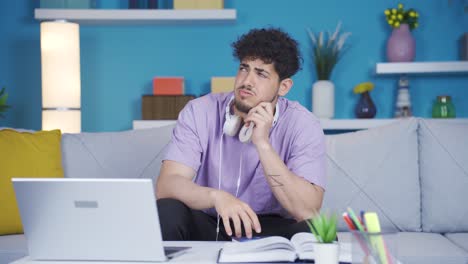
[13,178,171,262]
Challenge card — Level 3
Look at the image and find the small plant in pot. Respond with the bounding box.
[307,212,338,264]
[307,22,351,119]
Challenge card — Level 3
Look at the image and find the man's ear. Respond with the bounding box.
[278,78,293,97]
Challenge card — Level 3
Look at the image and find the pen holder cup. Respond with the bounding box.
[351,231,398,264]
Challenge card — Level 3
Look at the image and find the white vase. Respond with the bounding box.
[312,80,335,118]
[313,242,339,264]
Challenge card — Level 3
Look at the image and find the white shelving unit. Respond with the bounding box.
[318,119,398,130]
[370,60,468,131]
[134,118,468,131]
[34,8,237,24]
[376,61,468,74]
[133,120,176,129]
[133,119,396,130]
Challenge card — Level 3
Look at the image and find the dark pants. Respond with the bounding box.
[157,198,310,241]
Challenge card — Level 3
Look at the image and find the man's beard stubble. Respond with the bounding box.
[234,99,252,114]
[234,92,278,114]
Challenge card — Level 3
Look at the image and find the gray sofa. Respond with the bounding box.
[323,118,468,264]
[1,118,467,263]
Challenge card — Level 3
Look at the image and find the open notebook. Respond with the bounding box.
[218,232,352,263]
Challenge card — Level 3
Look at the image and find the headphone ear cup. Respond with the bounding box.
[239,124,254,143]
[223,115,242,137]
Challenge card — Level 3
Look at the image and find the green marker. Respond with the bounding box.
[347,207,365,232]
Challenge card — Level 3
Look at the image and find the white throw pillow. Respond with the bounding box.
[419,119,468,233]
[61,125,175,182]
[322,118,420,232]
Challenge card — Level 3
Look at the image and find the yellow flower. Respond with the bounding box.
[353,82,375,94]
[384,4,420,30]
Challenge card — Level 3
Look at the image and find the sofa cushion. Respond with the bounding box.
[0,234,27,264]
[419,119,468,233]
[0,129,63,235]
[61,125,174,182]
[338,232,468,264]
[445,233,468,253]
[396,232,468,264]
[323,118,420,232]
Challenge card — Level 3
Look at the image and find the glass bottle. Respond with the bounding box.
[394,76,412,118]
[432,95,456,118]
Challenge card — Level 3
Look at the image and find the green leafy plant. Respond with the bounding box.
[384,3,420,30]
[306,212,338,243]
[0,87,10,118]
[307,22,351,80]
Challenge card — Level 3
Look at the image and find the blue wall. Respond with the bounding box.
[1,0,467,132]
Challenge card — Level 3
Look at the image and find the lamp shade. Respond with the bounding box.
[40,21,81,133]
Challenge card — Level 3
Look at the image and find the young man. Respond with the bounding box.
[156,28,326,241]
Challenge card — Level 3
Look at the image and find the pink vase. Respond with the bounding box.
[386,24,415,62]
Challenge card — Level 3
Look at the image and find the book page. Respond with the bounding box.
[219,237,296,263]
[290,232,316,260]
[222,236,294,254]
[219,249,296,263]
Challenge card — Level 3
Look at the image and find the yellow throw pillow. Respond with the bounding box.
[0,129,64,235]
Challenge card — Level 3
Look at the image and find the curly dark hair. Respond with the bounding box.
[232,28,302,81]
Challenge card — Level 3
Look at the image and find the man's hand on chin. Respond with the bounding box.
[243,102,275,147]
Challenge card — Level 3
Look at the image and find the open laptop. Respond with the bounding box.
[12,178,189,262]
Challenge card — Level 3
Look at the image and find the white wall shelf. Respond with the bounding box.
[134,118,468,131]
[376,61,468,75]
[318,119,398,130]
[134,119,397,130]
[133,119,394,131]
[133,120,176,129]
[35,9,237,25]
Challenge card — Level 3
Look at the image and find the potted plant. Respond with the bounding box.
[307,22,351,119]
[384,3,420,62]
[0,87,10,119]
[307,212,338,264]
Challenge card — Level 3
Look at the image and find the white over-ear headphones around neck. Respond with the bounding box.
[222,96,279,143]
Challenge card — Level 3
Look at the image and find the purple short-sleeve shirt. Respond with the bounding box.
[163,92,326,217]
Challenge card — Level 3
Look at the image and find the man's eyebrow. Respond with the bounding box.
[254,67,270,75]
[240,63,250,68]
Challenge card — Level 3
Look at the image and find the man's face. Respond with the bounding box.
[233,58,281,114]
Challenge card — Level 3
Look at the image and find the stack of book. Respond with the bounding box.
[143,77,193,120]
[173,0,223,9]
[153,77,184,95]
[211,77,235,94]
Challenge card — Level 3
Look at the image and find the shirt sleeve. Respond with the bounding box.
[286,118,327,190]
[162,102,203,172]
